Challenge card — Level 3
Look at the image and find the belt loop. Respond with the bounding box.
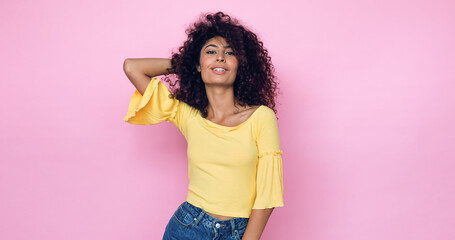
[230,219,236,237]
[194,209,205,226]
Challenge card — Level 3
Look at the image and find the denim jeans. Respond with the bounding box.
[162,201,249,240]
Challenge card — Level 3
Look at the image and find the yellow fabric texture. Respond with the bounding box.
[124,77,284,218]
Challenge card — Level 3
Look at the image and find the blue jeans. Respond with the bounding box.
[163,201,249,240]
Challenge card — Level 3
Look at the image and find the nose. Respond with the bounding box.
[216,54,225,62]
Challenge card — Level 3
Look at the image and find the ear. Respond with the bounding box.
[197,65,201,72]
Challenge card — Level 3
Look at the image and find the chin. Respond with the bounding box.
[202,77,235,86]
[204,81,234,87]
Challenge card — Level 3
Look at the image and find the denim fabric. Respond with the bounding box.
[163,201,249,240]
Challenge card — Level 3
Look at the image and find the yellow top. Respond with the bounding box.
[123,77,284,218]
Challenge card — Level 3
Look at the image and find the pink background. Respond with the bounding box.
[1,0,454,239]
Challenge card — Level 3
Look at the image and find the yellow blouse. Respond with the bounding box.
[123,77,284,218]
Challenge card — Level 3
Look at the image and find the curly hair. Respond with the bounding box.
[163,12,279,118]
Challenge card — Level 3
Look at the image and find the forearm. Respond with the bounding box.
[123,58,172,95]
[242,208,274,240]
[123,58,172,77]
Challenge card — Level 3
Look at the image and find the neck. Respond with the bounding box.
[204,84,238,120]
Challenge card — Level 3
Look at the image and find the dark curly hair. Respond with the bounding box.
[164,12,279,118]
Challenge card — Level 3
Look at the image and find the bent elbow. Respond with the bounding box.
[123,58,135,74]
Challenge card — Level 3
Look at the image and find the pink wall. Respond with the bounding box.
[1,0,454,239]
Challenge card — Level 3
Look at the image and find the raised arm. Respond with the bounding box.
[123,58,172,95]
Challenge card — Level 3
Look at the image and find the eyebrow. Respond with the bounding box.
[204,44,232,49]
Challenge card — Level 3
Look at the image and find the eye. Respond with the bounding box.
[206,50,216,54]
[226,51,235,56]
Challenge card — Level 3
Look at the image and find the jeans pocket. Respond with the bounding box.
[172,205,196,227]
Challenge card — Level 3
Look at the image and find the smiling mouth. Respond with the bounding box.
[212,68,226,72]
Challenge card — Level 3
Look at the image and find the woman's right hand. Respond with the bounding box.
[123,58,172,95]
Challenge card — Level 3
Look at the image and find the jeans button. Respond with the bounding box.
[215,223,221,228]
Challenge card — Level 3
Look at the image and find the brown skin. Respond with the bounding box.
[123,36,275,240]
[197,36,258,125]
[242,208,274,240]
[123,58,171,95]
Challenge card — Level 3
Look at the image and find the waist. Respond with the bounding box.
[206,211,235,220]
[186,193,254,218]
[181,201,249,229]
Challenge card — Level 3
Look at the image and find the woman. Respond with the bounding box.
[123,12,283,240]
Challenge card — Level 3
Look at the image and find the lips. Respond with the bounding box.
[212,68,226,75]
[210,66,228,75]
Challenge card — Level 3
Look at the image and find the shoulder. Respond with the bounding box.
[252,105,279,132]
[253,105,281,144]
[177,99,201,117]
[255,105,277,120]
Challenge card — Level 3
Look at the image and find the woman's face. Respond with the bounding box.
[197,36,238,87]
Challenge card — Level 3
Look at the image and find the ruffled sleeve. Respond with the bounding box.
[123,77,192,135]
[252,107,284,209]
